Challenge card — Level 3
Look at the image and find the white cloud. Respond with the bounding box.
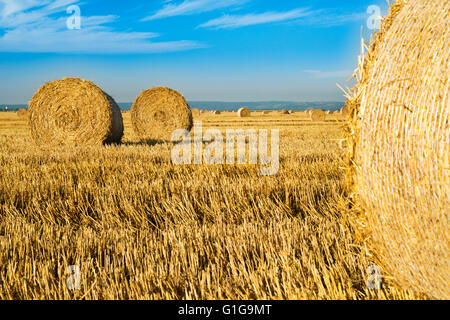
[142,0,248,21]
[197,8,313,29]
[292,11,367,27]
[0,0,204,53]
[303,70,354,79]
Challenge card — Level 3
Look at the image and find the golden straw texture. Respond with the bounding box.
[28,78,123,145]
[131,87,193,141]
[347,0,449,299]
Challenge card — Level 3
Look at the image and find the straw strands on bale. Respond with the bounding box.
[238,108,251,117]
[346,0,449,299]
[16,108,28,119]
[28,78,123,145]
[309,110,326,122]
[131,87,193,141]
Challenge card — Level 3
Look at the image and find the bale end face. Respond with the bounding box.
[238,108,251,117]
[28,78,123,146]
[131,87,193,141]
[309,110,326,122]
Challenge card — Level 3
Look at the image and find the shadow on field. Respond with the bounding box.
[121,139,172,147]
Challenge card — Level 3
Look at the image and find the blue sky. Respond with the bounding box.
[0,0,389,104]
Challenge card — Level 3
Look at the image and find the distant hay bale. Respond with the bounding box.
[340,105,351,116]
[309,110,326,121]
[131,87,193,141]
[28,78,123,145]
[192,108,201,117]
[346,0,449,299]
[280,109,289,115]
[200,110,208,114]
[212,110,221,115]
[288,110,295,114]
[16,108,28,119]
[238,108,251,117]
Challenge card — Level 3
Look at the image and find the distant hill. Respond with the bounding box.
[1,101,345,112]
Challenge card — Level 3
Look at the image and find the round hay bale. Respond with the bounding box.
[280,109,289,115]
[28,78,123,145]
[212,110,221,115]
[288,110,295,114]
[340,105,351,116]
[238,108,251,117]
[309,110,326,121]
[346,0,449,299]
[131,87,193,141]
[16,108,29,119]
[192,108,201,117]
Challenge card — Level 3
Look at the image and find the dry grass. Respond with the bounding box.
[0,111,424,300]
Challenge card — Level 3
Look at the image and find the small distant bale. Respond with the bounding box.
[288,110,295,114]
[28,78,124,145]
[131,87,193,141]
[309,110,326,122]
[200,110,208,114]
[238,108,251,117]
[192,108,201,117]
[340,105,351,116]
[262,111,271,115]
[16,108,29,119]
[212,110,221,115]
[280,109,289,115]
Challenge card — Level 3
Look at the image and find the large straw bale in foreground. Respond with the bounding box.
[309,110,326,121]
[346,0,449,298]
[28,78,123,145]
[238,108,251,117]
[131,87,193,141]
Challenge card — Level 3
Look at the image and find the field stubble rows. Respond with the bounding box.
[0,111,421,299]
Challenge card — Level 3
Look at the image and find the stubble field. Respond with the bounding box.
[0,111,421,299]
